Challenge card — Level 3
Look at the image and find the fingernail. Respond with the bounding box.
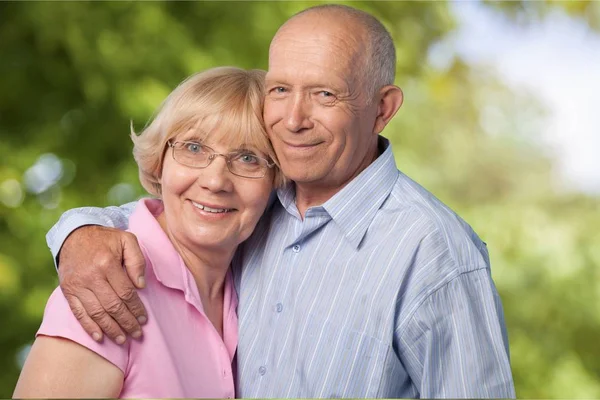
[137,276,146,288]
[132,330,142,339]
[92,332,102,341]
[116,335,126,344]
[137,315,147,325]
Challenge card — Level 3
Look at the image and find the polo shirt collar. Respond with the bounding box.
[128,198,194,295]
[276,136,398,249]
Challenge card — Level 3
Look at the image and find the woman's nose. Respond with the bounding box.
[196,156,233,192]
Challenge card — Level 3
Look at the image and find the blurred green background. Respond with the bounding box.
[1,1,599,398]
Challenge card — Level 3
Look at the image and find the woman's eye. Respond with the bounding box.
[239,154,259,164]
[272,87,286,94]
[185,143,202,153]
[320,91,333,97]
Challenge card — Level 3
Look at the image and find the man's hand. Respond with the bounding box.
[57,225,147,344]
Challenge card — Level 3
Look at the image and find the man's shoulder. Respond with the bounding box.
[382,170,489,272]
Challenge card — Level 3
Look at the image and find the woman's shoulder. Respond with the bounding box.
[37,286,130,373]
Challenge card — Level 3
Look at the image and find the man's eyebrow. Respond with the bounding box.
[265,79,288,86]
[307,83,345,91]
[265,80,346,93]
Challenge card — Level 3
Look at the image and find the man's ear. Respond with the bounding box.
[373,85,403,135]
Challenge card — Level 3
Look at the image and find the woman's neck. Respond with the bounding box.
[156,212,234,301]
[156,211,233,338]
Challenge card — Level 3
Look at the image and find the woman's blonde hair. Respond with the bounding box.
[131,67,283,197]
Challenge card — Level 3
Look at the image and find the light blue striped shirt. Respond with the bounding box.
[47,137,515,398]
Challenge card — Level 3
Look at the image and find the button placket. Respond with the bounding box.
[218,344,231,380]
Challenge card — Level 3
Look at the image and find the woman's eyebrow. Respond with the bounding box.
[230,146,258,153]
[178,134,204,142]
[230,146,270,158]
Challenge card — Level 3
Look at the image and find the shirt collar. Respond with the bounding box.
[277,180,301,220]
[127,198,189,292]
[276,136,398,249]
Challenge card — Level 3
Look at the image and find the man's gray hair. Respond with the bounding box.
[294,4,396,100]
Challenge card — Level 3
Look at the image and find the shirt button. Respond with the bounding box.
[276,302,283,313]
[292,245,300,253]
[223,369,227,377]
[259,366,267,375]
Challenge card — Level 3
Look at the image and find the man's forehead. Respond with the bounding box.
[267,42,358,82]
[271,28,361,57]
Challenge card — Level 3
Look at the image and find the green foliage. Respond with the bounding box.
[484,0,600,31]
[1,2,598,397]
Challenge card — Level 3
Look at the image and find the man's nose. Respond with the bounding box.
[197,155,233,192]
[284,94,313,133]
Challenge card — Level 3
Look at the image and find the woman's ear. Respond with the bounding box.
[373,85,404,135]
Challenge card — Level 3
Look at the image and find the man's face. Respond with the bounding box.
[264,16,379,190]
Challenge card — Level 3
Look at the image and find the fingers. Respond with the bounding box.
[94,280,142,341]
[76,288,127,344]
[64,294,103,342]
[107,269,147,335]
[121,232,147,289]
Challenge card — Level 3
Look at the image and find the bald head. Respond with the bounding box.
[271,4,396,100]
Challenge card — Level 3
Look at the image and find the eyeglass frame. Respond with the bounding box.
[166,140,275,179]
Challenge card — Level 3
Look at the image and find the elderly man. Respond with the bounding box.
[47,4,515,398]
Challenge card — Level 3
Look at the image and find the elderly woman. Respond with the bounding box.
[14,67,282,398]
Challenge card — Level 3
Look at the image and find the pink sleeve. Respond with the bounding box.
[37,287,130,373]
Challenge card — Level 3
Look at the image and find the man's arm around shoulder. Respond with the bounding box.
[46,202,148,344]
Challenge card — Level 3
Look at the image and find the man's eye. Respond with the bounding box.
[184,143,202,153]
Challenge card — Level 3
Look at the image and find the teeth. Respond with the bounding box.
[191,201,231,213]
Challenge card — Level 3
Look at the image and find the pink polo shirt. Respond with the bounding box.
[38,198,238,398]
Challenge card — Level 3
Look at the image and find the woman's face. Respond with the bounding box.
[159,137,274,253]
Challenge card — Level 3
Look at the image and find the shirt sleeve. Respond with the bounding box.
[396,268,516,398]
[37,287,130,373]
[46,203,138,268]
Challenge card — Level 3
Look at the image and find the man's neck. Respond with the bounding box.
[294,184,340,218]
